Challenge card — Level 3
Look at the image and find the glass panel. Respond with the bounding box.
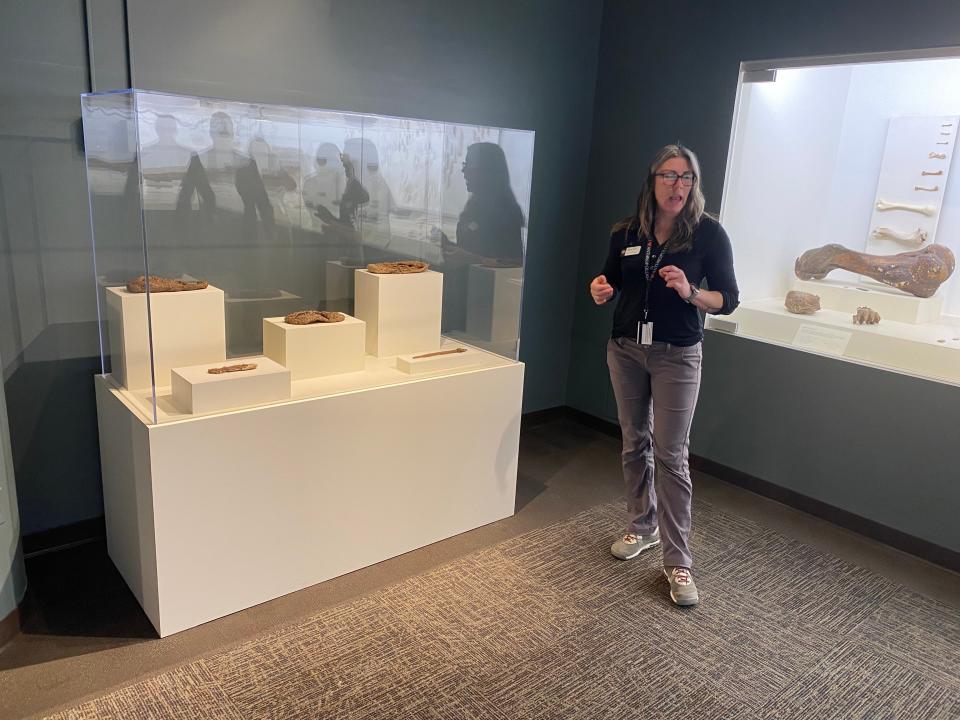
[717,54,960,386]
[83,90,535,423]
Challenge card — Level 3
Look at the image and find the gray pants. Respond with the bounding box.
[606,337,702,569]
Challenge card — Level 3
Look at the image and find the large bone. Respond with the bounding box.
[871,226,927,245]
[875,200,936,216]
[794,243,955,298]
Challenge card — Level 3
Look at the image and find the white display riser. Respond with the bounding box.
[171,356,291,415]
[719,298,960,384]
[106,285,226,391]
[263,315,366,380]
[94,360,524,637]
[354,269,443,357]
[792,279,943,324]
[466,265,523,343]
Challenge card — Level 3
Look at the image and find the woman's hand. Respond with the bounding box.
[590,275,615,305]
[659,265,691,299]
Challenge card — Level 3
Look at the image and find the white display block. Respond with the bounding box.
[262,314,366,380]
[95,358,524,637]
[793,279,944,324]
[354,269,443,357]
[106,285,226,391]
[722,298,960,384]
[465,265,523,343]
[396,343,484,374]
[170,356,291,415]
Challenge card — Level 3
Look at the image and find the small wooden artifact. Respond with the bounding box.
[284,310,345,325]
[794,243,955,298]
[208,363,257,374]
[366,260,429,274]
[852,307,881,325]
[126,275,208,293]
[412,347,468,359]
[784,291,821,315]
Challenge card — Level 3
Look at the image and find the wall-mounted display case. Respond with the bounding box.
[81,90,532,636]
[82,90,533,424]
[714,50,960,385]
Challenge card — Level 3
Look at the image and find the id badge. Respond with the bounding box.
[640,322,653,346]
[622,245,642,257]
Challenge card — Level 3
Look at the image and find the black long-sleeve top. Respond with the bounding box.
[600,215,739,345]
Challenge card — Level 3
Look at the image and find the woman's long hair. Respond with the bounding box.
[462,142,525,226]
[614,144,706,253]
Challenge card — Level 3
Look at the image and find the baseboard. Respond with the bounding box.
[689,455,960,573]
[22,516,106,559]
[0,606,19,649]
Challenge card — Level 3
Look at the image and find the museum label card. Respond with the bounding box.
[792,325,852,356]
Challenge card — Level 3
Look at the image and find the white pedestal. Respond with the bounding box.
[106,285,226,391]
[262,315,366,380]
[396,343,484,374]
[94,357,524,637]
[354,269,443,357]
[171,356,291,415]
[793,279,943,324]
[466,265,523,343]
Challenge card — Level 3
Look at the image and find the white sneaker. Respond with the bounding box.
[610,527,660,560]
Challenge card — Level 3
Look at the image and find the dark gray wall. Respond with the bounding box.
[126,0,604,414]
[568,0,960,552]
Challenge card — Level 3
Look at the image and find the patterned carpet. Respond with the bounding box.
[45,500,960,719]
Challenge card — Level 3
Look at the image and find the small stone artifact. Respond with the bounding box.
[784,290,821,315]
[794,243,955,298]
[126,275,208,293]
[875,200,936,216]
[412,347,468,360]
[871,227,927,245]
[366,260,429,274]
[284,310,345,325]
[208,363,258,374]
[852,307,881,325]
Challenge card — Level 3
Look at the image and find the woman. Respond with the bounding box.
[590,144,739,607]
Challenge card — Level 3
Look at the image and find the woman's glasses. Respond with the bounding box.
[655,171,696,187]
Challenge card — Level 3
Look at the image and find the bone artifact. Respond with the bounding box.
[284,310,345,325]
[940,131,951,136]
[126,275,208,293]
[871,227,927,245]
[942,123,953,127]
[936,141,949,145]
[366,260,430,274]
[914,185,940,192]
[852,307,881,325]
[784,291,821,315]
[875,200,936,216]
[208,363,258,374]
[930,152,947,159]
[794,243,955,298]
[412,347,468,359]
[922,170,943,176]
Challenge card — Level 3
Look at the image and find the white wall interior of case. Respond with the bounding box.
[864,115,957,264]
[170,356,290,415]
[466,265,523,343]
[353,269,442,357]
[95,359,523,637]
[105,285,227,390]
[262,314,365,380]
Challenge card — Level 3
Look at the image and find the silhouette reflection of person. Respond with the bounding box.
[301,142,344,229]
[346,138,396,252]
[176,111,275,243]
[312,145,370,265]
[441,142,525,331]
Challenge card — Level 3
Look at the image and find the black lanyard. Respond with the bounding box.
[641,226,667,321]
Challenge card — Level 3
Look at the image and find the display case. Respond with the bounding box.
[81,90,533,636]
[714,50,960,385]
[82,89,533,423]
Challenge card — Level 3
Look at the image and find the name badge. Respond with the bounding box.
[621,245,642,257]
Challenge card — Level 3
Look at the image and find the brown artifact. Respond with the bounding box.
[126,275,208,293]
[284,310,345,325]
[794,243,955,298]
[208,363,258,374]
[366,260,429,274]
[784,291,821,315]
[412,347,468,360]
[853,307,881,325]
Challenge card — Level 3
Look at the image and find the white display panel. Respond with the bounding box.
[717,53,960,385]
